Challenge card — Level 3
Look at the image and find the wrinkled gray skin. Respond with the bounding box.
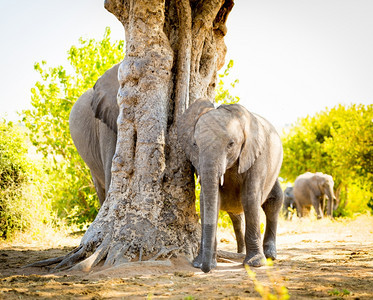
[178,99,284,273]
[69,64,119,205]
[293,172,336,219]
[282,186,295,219]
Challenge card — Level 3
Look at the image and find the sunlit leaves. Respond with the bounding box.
[0,121,34,237]
[215,59,240,105]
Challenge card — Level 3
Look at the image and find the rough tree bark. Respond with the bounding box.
[33,0,234,271]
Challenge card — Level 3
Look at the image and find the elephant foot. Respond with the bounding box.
[192,253,217,270]
[263,243,277,260]
[192,254,202,268]
[243,253,266,267]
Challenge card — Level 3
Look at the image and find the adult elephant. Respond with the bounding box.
[293,172,336,219]
[178,99,283,273]
[282,186,295,219]
[69,64,119,205]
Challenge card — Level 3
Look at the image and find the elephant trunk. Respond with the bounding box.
[200,166,220,273]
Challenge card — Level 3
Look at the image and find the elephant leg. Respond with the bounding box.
[242,178,265,267]
[311,196,323,219]
[327,196,334,218]
[261,180,283,260]
[320,196,325,214]
[282,200,290,219]
[91,173,105,206]
[228,212,245,253]
[295,201,303,218]
[101,131,116,205]
[104,159,112,202]
[243,202,265,267]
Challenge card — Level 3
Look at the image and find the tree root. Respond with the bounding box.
[70,234,111,272]
[23,255,65,268]
[53,245,87,271]
[23,238,183,273]
[217,257,238,264]
[23,246,83,268]
[149,245,179,261]
[217,250,245,261]
[104,243,131,267]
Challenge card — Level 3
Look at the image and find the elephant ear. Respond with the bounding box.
[91,64,120,134]
[177,98,215,162]
[234,105,267,174]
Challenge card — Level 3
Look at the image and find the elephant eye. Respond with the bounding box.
[227,141,235,149]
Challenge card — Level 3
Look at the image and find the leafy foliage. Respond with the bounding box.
[0,120,53,238]
[22,28,124,226]
[215,59,240,105]
[281,104,373,214]
[0,121,30,237]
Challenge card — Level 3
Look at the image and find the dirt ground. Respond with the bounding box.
[0,214,372,299]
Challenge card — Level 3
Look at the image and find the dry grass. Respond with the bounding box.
[0,223,81,250]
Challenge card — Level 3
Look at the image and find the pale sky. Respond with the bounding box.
[1,0,372,130]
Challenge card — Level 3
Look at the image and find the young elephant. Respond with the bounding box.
[293,172,337,219]
[178,99,283,273]
[282,186,295,219]
[69,64,119,205]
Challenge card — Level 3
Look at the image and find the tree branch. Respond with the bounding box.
[213,0,234,35]
[193,0,225,33]
[174,0,192,121]
[104,0,129,26]
[188,0,235,103]
[191,0,224,73]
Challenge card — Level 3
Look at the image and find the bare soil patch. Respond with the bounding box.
[0,215,372,299]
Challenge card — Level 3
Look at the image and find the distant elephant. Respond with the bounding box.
[69,64,120,205]
[293,172,336,219]
[178,99,283,273]
[282,186,295,219]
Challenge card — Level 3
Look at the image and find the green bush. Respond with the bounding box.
[0,120,30,237]
[0,121,54,238]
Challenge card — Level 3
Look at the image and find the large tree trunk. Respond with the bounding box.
[41,0,233,272]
